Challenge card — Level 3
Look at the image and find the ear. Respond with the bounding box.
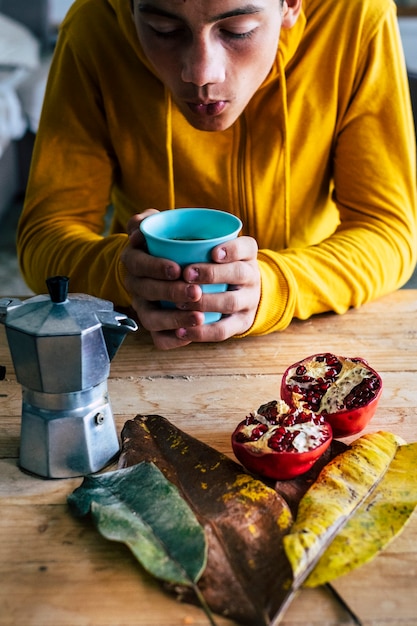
[281,0,303,28]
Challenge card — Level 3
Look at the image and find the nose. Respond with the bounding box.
[181,35,226,86]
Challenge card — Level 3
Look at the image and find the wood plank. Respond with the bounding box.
[1,290,417,626]
[1,291,417,379]
[1,371,417,458]
[2,366,417,471]
[0,503,238,626]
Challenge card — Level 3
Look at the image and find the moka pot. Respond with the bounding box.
[0,276,138,478]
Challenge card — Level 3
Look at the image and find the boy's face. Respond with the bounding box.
[132,0,298,132]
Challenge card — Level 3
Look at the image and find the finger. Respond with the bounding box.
[126,274,202,302]
[126,208,159,237]
[121,247,182,282]
[175,310,255,343]
[151,330,193,350]
[132,297,205,332]
[176,288,239,315]
[211,236,258,263]
[176,288,258,331]
[182,257,258,288]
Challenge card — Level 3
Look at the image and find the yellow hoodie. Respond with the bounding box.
[17,0,417,336]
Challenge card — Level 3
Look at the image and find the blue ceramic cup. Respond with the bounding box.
[140,208,242,324]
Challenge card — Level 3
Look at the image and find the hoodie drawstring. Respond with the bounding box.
[165,88,176,209]
[278,52,291,248]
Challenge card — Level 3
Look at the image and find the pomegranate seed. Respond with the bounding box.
[250,424,268,440]
[324,353,340,366]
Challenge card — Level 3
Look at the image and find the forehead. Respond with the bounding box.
[136,0,272,21]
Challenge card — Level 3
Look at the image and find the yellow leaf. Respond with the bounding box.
[283,431,399,581]
[305,442,417,586]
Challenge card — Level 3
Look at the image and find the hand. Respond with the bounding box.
[121,210,261,350]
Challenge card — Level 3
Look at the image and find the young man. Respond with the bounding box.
[17,0,417,350]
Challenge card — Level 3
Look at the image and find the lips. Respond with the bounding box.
[187,100,227,117]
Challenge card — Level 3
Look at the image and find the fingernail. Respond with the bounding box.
[186,284,196,299]
[166,265,176,279]
[188,267,199,282]
[217,247,227,260]
[177,328,187,338]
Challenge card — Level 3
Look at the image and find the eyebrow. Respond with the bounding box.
[137,3,263,22]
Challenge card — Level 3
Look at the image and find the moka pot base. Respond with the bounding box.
[19,381,119,478]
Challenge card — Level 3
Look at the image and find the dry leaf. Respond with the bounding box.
[119,414,295,625]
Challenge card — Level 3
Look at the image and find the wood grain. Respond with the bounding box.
[1,289,417,626]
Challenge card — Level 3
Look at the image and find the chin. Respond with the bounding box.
[179,105,241,132]
[189,118,234,132]
[187,114,238,133]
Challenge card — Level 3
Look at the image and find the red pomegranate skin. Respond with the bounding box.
[280,353,383,438]
[231,401,332,481]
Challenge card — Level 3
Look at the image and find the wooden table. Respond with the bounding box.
[1,290,417,626]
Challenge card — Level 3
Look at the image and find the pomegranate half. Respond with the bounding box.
[231,400,332,480]
[281,352,383,438]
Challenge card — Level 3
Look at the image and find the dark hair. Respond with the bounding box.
[130,0,286,9]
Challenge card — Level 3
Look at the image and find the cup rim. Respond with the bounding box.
[139,208,242,243]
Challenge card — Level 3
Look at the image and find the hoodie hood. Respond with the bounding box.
[107,0,159,75]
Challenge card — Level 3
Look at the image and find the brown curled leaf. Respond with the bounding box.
[118,414,295,625]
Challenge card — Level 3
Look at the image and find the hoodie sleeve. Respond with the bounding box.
[17,10,132,307]
[243,2,416,337]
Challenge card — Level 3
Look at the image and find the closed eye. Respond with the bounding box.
[220,28,258,40]
[148,25,185,39]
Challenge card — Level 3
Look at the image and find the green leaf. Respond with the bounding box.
[305,441,417,586]
[68,462,207,586]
